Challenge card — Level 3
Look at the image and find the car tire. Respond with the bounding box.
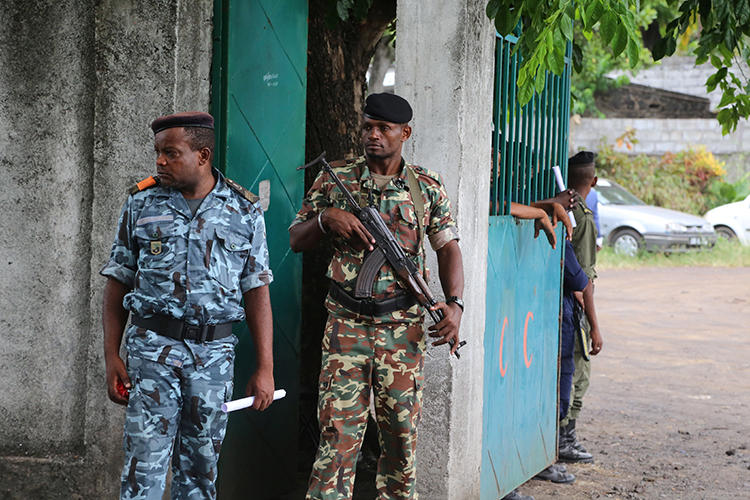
[611,228,643,257]
[714,225,737,240]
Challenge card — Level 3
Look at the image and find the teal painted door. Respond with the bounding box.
[481,220,563,498]
[211,0,308,497]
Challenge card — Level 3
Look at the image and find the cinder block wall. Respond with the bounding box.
[573,56,750,182]
[0,1,212,497]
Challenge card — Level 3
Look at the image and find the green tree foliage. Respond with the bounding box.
[486,1,750,134]
[485,0,643,106]
[571,1,677,116]
[654,0,750,134]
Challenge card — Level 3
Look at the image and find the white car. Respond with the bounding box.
[596,179,716,256]
[704,194,750,245]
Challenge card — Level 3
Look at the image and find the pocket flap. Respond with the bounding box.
[134,222,177,240]
[215,228,251,252]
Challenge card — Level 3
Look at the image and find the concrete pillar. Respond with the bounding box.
[0,0,213,496]
[396,1,495,498]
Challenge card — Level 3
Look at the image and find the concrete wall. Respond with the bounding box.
[579,56,750,181]
[396,1,495,498]
[0,1,213,497]
[610,55,736,111]
[570,117,750,156]
[570,117,750,182]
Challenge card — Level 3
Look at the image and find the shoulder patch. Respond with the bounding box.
[409,164,441,184]
[225,177,260,203]
[128,176,159,195]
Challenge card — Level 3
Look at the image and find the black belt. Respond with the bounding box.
[329,283,417,316]
[132,314,234,342]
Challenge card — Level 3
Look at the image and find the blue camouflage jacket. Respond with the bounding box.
[101,169,273,327]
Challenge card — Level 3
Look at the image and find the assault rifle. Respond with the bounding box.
[299,152,466,358]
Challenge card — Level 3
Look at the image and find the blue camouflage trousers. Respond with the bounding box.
[121,353,234,499]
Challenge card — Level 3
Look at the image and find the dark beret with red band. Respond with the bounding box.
[151,111,214,135]
[363,93,413,124]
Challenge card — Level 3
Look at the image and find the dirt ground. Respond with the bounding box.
[522,266,750,500]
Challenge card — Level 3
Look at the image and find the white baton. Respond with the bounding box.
[552,165,577,228]
[221,389,287,413]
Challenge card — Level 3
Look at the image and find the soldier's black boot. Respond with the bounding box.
[558,421,593,463]
[568,419,592,456]
[502,488,535,500]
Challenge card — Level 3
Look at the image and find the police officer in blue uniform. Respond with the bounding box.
[101,111,275,499]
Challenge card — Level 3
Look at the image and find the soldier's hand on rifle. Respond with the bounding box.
[322,207,375,251]
[428,302,463,355]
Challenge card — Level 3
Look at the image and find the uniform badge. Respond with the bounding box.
[150,240,162,255]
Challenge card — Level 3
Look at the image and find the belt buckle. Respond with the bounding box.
[199,325,213,343]
[182,324,202,341]
[360,297,376,316]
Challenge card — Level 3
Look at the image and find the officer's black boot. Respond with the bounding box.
[558,421,593,463]
[568,419,592,455]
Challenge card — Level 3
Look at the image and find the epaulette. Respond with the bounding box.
[128,176,159,195]
[225,177,259,203]
[409,164,440,183]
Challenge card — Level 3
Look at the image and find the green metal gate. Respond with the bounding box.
[211,0,308,497]
[490,34,572,214]
[481,32,572,498]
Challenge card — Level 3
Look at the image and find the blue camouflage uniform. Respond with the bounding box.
[101,169,272,500]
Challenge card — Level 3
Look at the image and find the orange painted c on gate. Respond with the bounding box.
[523,311,534,368]
[499,317,508,377]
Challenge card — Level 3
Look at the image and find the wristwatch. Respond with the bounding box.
[446,296,464,311]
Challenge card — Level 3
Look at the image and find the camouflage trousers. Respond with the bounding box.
[306,315,426,500]
[562,317,591,426]
[120,353,234,499]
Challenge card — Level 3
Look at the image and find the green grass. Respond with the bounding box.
[597,238,750,269]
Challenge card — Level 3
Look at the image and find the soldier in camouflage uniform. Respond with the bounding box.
[101,112,275,500]
[559,151,603,463]
[290,93,465,499]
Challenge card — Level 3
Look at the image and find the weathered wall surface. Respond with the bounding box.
[0,0,212,497]
[0,0,97,472]
[397,1,494,498]
[570,117,750,155]
[570,117,750,181]
[576,55,750,182]
[611,55,729,111]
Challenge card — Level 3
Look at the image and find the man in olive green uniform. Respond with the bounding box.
[289,93,464,499]
[559,151,603,463]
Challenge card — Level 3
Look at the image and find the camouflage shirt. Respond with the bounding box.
[291,156,458,323]
[571,194,597,281]
[101,168,273,327]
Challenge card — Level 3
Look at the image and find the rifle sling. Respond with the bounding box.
[405,166,425,253]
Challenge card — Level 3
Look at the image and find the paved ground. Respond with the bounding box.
[522,266,750,500]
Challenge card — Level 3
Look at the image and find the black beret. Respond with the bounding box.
[151,111,214,135]
[363,93,413,124]
[568,150,596,166]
